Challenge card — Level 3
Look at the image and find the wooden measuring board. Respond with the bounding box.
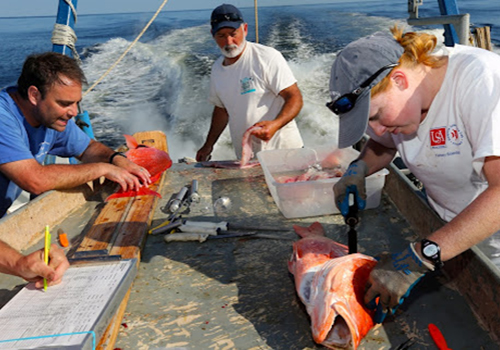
[72,130,169,350]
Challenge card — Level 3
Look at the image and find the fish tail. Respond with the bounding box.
[124,134,139,149]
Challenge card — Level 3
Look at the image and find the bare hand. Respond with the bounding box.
[16,244,70,288]
[103,163,147,191]
[196,144,213,162]
[111,155,151,187]
[252,120,280,141]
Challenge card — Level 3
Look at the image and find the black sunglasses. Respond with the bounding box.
[326,63,398,115]
[211,13,243,25]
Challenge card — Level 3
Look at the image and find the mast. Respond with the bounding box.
[48,0,95,165]
[53,0,79,56]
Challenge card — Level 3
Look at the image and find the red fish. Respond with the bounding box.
[106,134,172,201]
[288,222,376,349]
[198,160,260,169]
[123,134,172,182]
[240,125,263,167]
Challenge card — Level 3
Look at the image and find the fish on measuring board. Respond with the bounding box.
[122,134,172,182]
[106,134,172,201]
[288,222,377,349]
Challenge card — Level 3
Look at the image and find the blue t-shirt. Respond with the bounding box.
[0,87,91,216]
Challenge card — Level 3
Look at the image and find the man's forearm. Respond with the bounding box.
[203,107,229,147]
[275,83,303,128]
[78,140,115,164]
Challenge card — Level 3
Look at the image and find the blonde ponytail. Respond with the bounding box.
[372,25,446,96]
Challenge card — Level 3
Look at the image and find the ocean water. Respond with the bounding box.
[0,1,499,161]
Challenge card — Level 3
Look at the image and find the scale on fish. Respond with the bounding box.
[288,222,376,349]
[106,134,172,201]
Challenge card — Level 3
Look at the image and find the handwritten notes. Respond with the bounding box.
[0,259,136,349]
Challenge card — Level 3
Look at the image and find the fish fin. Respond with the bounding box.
[124,134,139,150]
[293,222,325,238]
[106,187,161,201]
[150,173,162,183]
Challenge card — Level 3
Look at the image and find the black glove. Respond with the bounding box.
[333,159,368,216]
[365,243,434,323]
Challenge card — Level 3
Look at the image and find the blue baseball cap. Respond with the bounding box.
[329,31,403,148]
[210,4,244,35]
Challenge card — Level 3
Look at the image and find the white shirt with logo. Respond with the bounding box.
[368,45,500,264]
[209,41,304,158]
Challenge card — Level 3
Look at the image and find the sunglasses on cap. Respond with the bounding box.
[211,13,243,25]
[326,63,398,115]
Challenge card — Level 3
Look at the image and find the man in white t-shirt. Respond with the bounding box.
[196,4,304,161]
[329,27,500,323]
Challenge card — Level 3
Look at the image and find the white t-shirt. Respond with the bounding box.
[369,45,500,266]
[369,45,500,222]
[209,41,304,158]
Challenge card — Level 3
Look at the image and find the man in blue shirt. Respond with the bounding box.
[0,52,152,217]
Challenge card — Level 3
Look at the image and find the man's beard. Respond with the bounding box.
[220,38,247,58]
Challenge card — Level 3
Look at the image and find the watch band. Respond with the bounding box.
[109,152,127,164]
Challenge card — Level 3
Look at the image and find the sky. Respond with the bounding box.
[1,0,344,18]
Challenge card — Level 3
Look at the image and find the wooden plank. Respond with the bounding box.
[76,197,133,252]
[473,26,492,51]
[0,184,95,252]
[96,287,132,350]
[76,130,168,349]
[133,130,168,152]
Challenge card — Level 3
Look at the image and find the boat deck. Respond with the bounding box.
[0,161,498,349]
[103,163,496,349]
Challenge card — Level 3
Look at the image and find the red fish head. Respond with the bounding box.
[289,223,376,350]
[288,222,348,277]
[123,134,172,179]
[309,254,376,349]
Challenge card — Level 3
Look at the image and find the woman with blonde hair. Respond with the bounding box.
[328,26,500,323]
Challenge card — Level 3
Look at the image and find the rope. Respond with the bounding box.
[83,0,170,98]
[50,0,81,64]
[63,0,78,23]
[51,23,81,64]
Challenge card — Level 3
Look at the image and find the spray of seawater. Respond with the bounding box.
[79,14,451,162]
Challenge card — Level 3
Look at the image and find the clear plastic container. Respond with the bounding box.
[257,146,389,218]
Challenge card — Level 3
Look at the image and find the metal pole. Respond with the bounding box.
[254,0,259,43]
[437,0,460,46]
[407,14,470,45]
[50,0,95,167]
[53,0,78,56]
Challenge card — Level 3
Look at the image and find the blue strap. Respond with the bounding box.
[0,331,96,349]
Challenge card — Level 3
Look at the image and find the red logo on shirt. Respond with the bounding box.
[430,128,446,147]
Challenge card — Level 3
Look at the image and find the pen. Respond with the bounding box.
[44,225,51,291]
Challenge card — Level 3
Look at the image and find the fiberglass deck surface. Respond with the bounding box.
[113,163,496,350]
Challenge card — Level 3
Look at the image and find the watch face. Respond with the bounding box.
[423,244,439,257]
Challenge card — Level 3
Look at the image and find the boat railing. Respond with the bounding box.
[407,0,470,45]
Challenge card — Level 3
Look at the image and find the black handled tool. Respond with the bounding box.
[344,193,359,254]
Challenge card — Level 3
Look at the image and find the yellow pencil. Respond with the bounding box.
[43,225,51,291]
